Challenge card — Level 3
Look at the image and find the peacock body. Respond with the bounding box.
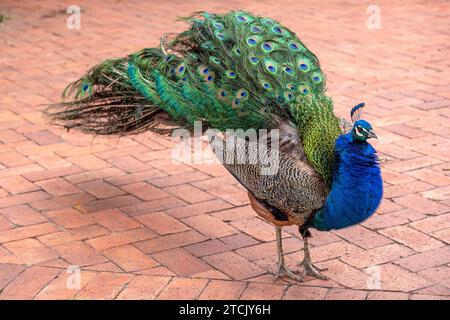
[46,10,383,281]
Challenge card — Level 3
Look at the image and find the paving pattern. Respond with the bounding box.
[0,0,449,300]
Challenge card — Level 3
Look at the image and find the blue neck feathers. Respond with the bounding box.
[312,133,383,231]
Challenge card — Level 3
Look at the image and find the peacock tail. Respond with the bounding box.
[45,10,342,185]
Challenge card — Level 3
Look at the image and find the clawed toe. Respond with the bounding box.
[276,262,304,282]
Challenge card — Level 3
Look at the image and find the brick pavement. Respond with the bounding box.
[0,0,449,300]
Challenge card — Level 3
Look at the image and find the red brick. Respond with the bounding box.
[324,288,367,300]
[367,291,409,300]
[383,156,442,172]
[377,263,431,292]
[164,184,215,204]
[410,214,450,233]
[120,182,170,201]
[204,252,266,280]
[379,225,444,252]
[136,229,207,255]
[105,170,166,186]
[0,266,60,300]
[393,193,449,215]
[166,199,233,219]
[67,154,110,170]
[198,280,246,300]
[363,209,424,229]
[283,286,328,300]
[0,175,39,194]
[87,228,157,251]
[207,185,249,206]
[1,238,56,264]
[0,222,60,243]
[35,270,98,300]
[82,195,141,213]
[103,245,158,271]
[341,243,413,269]
[65,167,124,184]
[210,206,255,223]
[117,275,171,300]
[53,241,107,266]
[219,232,260,250]
[236,238,299,261]
[378,143,422,160]
[30,193,94,211]
[154,248,212,276]
[396,247,450,272]
[418,265,450,288]
[36,178,81,196]
[76,272,131,300]
[182,214,237,238]
[313,259,370,289]
[333,225,392,249]
[30,153,72,169]
[156,278,208,300]
[77,180,125,199]
[121,196,186,216]
[89,208,141,232]
[38,225,109,247]
[108,155,151,173]
[408,168,450,187]
[148,170,209,188]
[0,130,25,144]
[45,208,94,229]
[0,264,26,291]
[23,166,83,182]
[136,211,190,235]
[24,130,63,146]
[311,241,364,262]
[384,180,433,198]
[0,151,31,167]
[240,282,286,300]
[381,169,416,185]
[230,217,277,242]
[0,204,47,226]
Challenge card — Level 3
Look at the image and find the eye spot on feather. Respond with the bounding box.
[271,26,283,35]
[298,85,310,95]
[231,98,241,109]
[283,91,295,101]
[213,22,224,30]
[261,42,274,53]
[288,42,302,51]
[286,83,296,91]
[297,58,310,72]
[236,89,249,100]
[251,25,262,33]
[283,66,294,75]
[311,72,322,83]
[197,65,209,76]
[216,89,228,101]
[214,30,225,40]
[249,56,260,64]
[82,84,89,91]
[225,70,236,78]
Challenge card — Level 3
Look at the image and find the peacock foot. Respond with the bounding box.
[276,260,304,282]
[298,259,328,280]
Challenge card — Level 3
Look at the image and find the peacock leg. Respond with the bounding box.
[299,236,328,280]
[274,226,304,282]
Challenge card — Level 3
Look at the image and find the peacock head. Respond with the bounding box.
[352,120,377,142]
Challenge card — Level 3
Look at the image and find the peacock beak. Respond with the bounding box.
[367,129,378,139]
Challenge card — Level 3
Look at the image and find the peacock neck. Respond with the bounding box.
[311,133,383,231]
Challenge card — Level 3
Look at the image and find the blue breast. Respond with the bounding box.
[312,134,383,231]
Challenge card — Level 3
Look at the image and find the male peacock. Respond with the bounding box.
[45,10,383,281]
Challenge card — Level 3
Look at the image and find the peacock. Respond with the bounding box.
[45,10,383,281]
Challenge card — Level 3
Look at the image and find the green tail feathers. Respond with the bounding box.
[45,10,341,185]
